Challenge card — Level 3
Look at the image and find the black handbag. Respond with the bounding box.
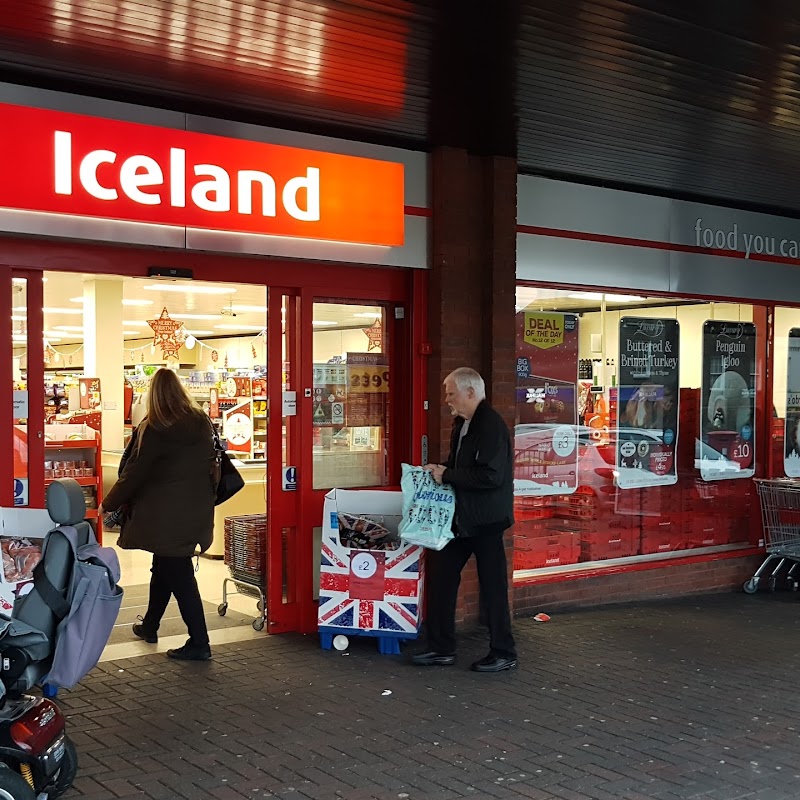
[209,420,245,505]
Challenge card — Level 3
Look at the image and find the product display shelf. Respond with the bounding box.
[44,424,103,540]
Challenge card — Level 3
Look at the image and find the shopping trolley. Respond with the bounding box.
[218,514,267,630]
[745,479,800,594]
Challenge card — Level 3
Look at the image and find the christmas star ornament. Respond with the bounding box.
[147,307,185,360]
[362,318,383,352]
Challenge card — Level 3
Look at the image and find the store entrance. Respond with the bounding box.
[1,260,416,641]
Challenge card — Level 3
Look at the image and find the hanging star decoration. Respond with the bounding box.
[147,307,185,360]
[362,318,383,352]
[224,351,229,369]
[211,349,219,363]
[252,344,257,360]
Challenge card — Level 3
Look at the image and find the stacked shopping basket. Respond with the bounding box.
[218,514,267,631]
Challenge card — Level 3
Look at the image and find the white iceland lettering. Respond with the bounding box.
[53,130,323,222]
[238,171,277,216]
[119,155,163,205]
[192,164,231,213]
[54,131,73,195]
[283,167,320,221]
[80,149,118,201]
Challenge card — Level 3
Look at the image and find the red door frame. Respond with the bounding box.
[0,238,427,636]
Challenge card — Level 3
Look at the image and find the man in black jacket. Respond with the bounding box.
[413,367,517,673]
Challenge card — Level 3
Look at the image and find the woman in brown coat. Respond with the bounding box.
[102,368,216,661]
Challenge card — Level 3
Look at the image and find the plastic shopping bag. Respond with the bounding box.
[399,464,456,551]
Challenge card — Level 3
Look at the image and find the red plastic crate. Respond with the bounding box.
[513,518,553,540]
[640,523,687,555]
[578,528,639,562]
[513,532,579,570]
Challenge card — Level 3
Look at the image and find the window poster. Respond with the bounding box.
[514,311,579,496]
[347,352,388,428]
[785,329,800,477]
[617,318,680,489]
[700,321,756,482]
[312,364,347,427]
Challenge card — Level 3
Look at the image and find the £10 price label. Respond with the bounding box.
[349,366,389,393]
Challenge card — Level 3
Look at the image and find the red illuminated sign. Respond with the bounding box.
[0,103,405,246]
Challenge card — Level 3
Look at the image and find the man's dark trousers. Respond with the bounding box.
[424,532,516,659]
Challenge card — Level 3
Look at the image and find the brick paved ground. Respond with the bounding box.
[61,592,800,800]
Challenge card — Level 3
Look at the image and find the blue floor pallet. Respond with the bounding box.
[319,625,419,655]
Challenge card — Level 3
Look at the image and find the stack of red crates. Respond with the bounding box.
[512,496,579,570]
[551,487,639,562]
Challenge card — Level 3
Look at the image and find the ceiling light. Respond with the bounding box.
[43,307,85,315]
[122,330,141,335]
[12,334,26,342]
[11,315,25,322]
[605,294,645,302]
[313,320,337,327]
[352,312,383,318]
[122,320,148,326]
[44,336,61,342]
[171,313,219,320]
[72,297,155,307]
[141,284,237,295]
[214,324,266,331]
[230,305,267,313]
[183,329,214,336]
[53,325,83,332]
[11,276,44,285]
[567,292,604,301]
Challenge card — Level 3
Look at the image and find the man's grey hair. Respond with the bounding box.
[446,368,486,400]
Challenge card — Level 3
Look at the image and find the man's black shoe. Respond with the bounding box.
[470,654,517,673]
[411,651,456,666]
[167,640,212,661]
[132,616,157,644]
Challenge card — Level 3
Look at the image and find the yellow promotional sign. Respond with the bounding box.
[349,365,389,393]
[524,312,565,349]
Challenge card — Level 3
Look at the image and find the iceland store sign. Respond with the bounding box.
[0,103,405,247]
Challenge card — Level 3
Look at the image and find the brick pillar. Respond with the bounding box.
[428,146,517,629]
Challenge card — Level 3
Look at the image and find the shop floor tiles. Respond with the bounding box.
[108,583,255,646]
[61,592,800,800]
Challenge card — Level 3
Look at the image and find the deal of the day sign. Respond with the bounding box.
[700,321,756,481]
[785,329,800,477]
[616,318,680,489]
[514,311,579,496]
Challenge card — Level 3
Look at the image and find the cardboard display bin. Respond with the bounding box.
[318,489,424,655]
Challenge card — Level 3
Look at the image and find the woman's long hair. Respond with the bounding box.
[137,368,204,450]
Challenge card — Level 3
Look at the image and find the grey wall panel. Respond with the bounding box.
[517,233,670,293]
[0,209,186,249]
[669,200,800,255]
[669,251,800,303]
[186,215,429,269]
[518,176,670,241]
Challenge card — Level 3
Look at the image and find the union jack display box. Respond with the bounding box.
[318,489,424,652]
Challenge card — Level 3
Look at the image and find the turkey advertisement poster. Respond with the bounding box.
[514,311,579,496]
[700,321,756,482]
[785,329,800,477]
[616,318,680,489]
